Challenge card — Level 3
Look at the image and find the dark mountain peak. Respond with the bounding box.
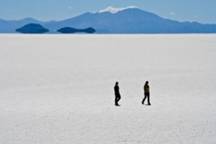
[57,27,95,33]
[16,23,49,33]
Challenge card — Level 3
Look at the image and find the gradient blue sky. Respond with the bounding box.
[0,0,215,23]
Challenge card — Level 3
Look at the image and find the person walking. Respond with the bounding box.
[142,81,151,105]
[114,82,121,106]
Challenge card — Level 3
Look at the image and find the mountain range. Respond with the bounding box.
[1,6,216,33]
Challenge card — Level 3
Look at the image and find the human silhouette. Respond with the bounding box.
[114,82,121,106]
[142,81,151,105]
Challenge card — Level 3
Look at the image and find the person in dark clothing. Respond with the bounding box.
[114,82,121,106]
[142,81,151,105]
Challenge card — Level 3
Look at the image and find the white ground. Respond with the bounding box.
[0,34,216,144]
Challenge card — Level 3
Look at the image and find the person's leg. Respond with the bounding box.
[115,94,120,106]
[147,94,151,105]
[117,96,120,105]
[142,95,147,104]
[115,95,118,106]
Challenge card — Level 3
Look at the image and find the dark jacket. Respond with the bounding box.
[144,84,150,94]
[114,85,120,95]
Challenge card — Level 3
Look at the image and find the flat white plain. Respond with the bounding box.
[0,34,216,144]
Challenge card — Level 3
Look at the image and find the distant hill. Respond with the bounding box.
[0,18,41,33]
[1,6,216,33]
[57,27,95,33]
[16,23,49,33]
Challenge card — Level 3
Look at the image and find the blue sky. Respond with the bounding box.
[0,0,215,23]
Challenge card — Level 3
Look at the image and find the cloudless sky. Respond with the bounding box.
[0,0,215,23]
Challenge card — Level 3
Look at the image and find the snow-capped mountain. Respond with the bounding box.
[1,6,216,33]
[98,6,137,14]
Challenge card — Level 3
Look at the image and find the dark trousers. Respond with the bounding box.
[142,93,150,105]
[115,94,121,106]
